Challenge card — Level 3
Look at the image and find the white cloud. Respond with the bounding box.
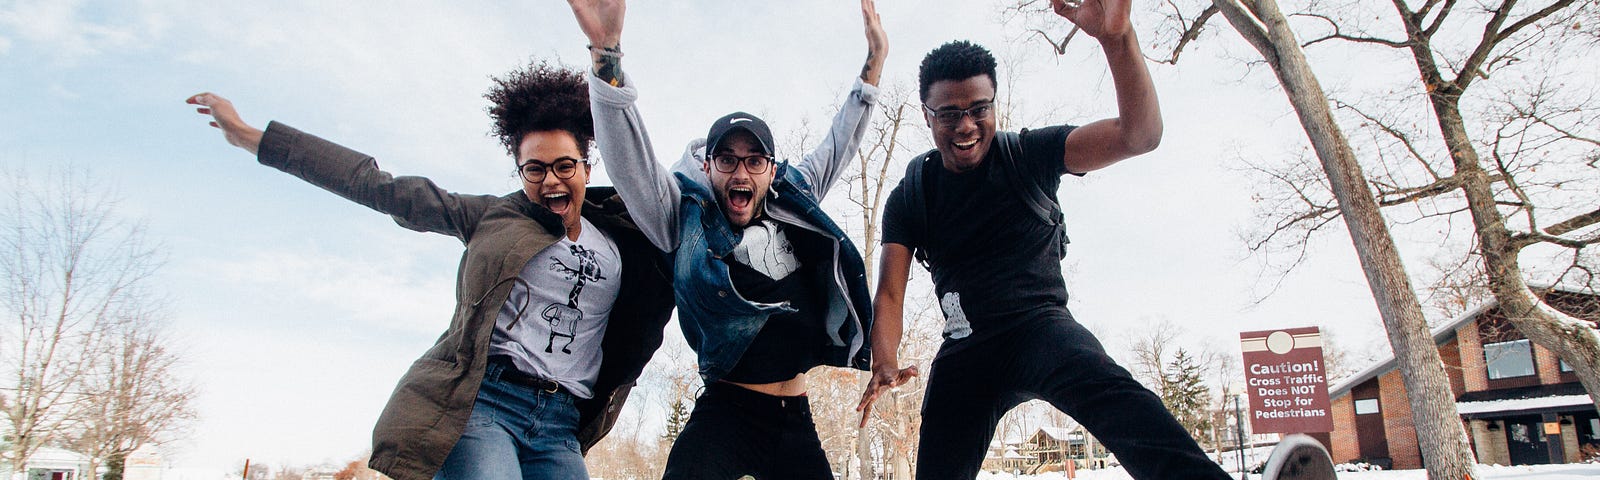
[0,0,152,62]
[196,244,455,337]
[0,36,11,55]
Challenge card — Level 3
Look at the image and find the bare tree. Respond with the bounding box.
[2,168,166,475]
[1182,0,1600,413]
[69,309,197,480]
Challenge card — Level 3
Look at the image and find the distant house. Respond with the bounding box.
[1022,426,1112,470]
[1315,288,1600,469]
[2,447,92,480]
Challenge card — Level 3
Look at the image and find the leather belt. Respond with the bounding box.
[487,356,562,394]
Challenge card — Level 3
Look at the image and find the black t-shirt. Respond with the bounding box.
[882,126,1076,347]
[722,219,833,384]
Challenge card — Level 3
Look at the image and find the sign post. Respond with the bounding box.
[1240,327,1333,433]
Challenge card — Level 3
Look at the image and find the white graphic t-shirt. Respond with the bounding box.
[488,218,621,398]
[732,220,799,280]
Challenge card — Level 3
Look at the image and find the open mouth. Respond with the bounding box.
[542,192,572,215]
[953,138,979,151]
[728,186,754,210]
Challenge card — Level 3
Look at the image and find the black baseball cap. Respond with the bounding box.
[705,111,775,157]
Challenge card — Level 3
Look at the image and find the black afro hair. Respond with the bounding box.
[485,60,594,159]
[917,40,998,102]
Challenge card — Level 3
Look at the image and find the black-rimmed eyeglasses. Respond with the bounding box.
[710,154,774,174]
[519,158,585,183]
[923,102,995,128]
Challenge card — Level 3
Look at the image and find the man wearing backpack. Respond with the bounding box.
[856,0,1237,479]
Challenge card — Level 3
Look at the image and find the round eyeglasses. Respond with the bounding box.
[519,158,585,183]
[710,154,774,174]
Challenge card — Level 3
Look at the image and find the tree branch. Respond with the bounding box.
[1214,0,1278,65]
[1421,0,1461,37]
[1295,13,1411,48]
[1154,4,1221,65]
[1454,0,1578,91]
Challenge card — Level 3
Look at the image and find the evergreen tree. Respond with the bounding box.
[1161,349,1213,442]
[662,397,692,443]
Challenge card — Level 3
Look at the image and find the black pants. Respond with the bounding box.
[662,382,832,480]
[916,312,1232,480]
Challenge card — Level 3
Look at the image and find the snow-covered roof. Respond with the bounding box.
[1003,448,1031,459]
[1456,394,1594,415]
[1327,302,1491,398]
[1328,285,1594,399]
[1036,425,1073,441]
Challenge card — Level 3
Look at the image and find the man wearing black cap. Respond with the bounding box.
[567,0,886,477]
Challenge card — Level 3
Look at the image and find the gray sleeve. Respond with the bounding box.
[792,79,879,200]
[588,72,680,251]
[255,121,494,242]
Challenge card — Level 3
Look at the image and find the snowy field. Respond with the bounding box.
[975,463,1600,480]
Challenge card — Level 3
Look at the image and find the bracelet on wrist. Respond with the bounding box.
[587,44,623,58]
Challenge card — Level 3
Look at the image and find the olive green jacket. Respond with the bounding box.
[257,122,675,480]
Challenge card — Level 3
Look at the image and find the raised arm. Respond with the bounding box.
[187,92,490,240]
[856,243,919,428]
[568,0,680,251]
[793,0,886,199]
[1053,0,1163,175]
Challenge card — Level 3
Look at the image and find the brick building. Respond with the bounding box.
[1314,288,1599,469]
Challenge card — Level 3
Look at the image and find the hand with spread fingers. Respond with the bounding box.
[855,361,918,428]
[1052,0,1132,42]
[186,92,263,154]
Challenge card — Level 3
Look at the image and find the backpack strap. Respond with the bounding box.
[902,150,934,271]
[994,130,1070,259]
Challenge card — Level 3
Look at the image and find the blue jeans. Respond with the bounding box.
[434,361,587,480]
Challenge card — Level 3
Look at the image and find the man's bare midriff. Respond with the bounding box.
[725,373,808,397]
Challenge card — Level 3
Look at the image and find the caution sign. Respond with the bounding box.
[1240,327,1333,433]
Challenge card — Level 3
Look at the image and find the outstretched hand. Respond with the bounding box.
[186,92,263,155]
[567,0,624,48]
[855,362,918,428]
[1052,0,1132,42]
[859,0,888,86]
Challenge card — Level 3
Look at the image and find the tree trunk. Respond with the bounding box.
[1212,0,1478,478]
[1427,97,1600,413]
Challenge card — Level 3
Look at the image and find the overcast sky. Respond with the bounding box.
[7,0,1584,475]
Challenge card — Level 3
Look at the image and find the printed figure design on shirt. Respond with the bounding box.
[544,244,608,354]
[939,292,972,339]
[733,221,799,280]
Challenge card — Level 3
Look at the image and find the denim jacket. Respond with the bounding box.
[671,164,873,380]
[588,72,877,382]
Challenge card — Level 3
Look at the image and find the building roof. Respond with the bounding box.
[1454,383,1595,417]
[1327,285,1596,399]
[1035,426,1073,441]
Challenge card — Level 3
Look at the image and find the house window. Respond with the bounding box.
[1560,359,1573,372]
[1483,339,1536,380]
[1354,398,1380,415]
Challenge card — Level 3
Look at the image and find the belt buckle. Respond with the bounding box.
[541,381,559,394]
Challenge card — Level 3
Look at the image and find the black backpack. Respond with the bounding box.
[900,130,1069,270]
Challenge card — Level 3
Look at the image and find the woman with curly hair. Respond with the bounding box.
[186,60,675,480]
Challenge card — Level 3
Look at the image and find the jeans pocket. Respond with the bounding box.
[463,404,496,430]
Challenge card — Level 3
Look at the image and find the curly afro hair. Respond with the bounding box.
[485,60,594,160]
[918,41,998,102]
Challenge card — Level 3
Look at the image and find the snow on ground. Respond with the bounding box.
[974,462,1600,480]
